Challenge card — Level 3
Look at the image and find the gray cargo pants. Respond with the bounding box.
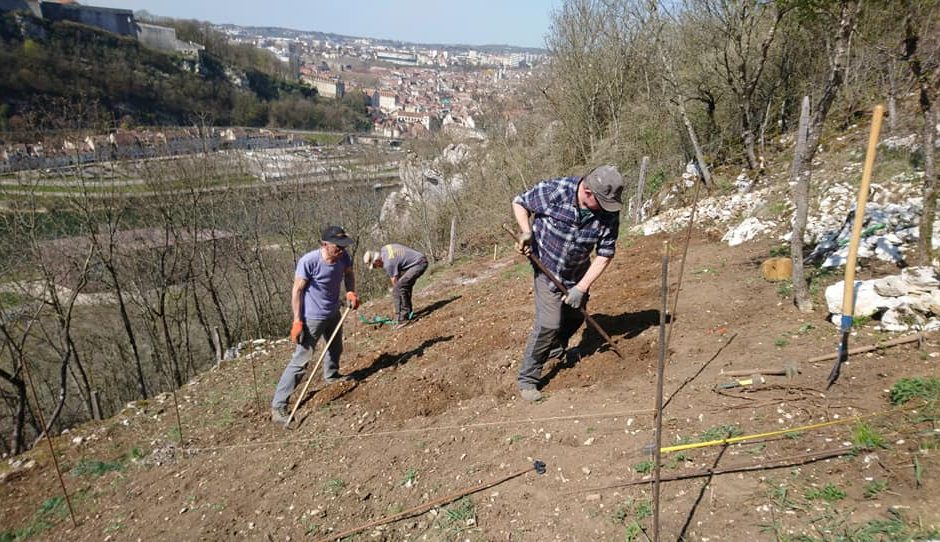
[271,311,343,409]
[517,273,587,390]
[393,258,428,321]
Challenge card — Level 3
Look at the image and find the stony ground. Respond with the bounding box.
[2,230,939,541]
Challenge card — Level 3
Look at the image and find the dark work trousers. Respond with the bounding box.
[393,258,428,321]
[271,311,343,408]
[517,273,587,390]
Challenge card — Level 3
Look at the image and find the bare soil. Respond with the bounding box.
[2,231,939,541]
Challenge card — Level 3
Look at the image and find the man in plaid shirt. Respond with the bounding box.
[511,165,623,401]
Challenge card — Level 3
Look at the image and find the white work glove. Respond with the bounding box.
[563,287,585,309]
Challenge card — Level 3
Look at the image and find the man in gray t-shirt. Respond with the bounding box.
[271,225,361,424]
[363,243,428,329]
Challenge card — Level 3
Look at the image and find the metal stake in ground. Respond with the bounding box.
[828,104,884,389]
[500,224,624,359]
[284,305,353,428]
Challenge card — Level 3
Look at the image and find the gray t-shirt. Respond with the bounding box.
[295,248,352,320]
[380,243,425,279]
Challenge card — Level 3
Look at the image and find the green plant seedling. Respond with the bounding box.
[401,468,418,487]
[325,478,345,495]
[804,483,846,502]
[852,422,887,451]
[863,479,888,499]
[889,377,940,405]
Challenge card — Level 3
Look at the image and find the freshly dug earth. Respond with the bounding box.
[2,231,939,541]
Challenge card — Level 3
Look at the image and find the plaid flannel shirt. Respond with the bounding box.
[513,176,618,291]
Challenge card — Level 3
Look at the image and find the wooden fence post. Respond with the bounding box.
[447,216,457,265]
[635,155,649,224]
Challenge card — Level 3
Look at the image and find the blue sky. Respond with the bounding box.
[91,0,559,48]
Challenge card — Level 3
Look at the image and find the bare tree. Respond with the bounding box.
[789,0,862,312]
[690,0,791,171]
[901,0,940,264]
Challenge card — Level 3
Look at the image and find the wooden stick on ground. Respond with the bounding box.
[315,461,544,542]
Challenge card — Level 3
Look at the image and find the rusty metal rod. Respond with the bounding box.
[501,224,624,359]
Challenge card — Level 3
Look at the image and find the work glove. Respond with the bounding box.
[346,291,361,309]
[290,320,304,344]
[515,231,533,256]
[563,286,585,309]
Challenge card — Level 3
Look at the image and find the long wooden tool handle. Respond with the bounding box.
[500,224,624,359]
[285,305,353,426]
[840,104,885,322]
[829,104,884,388]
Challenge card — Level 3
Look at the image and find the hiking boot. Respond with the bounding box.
[565,347,582,364]
[392,319,413,330]
[271,405,290,424]
[324,373,352,384]
[519,388,542,401]
[548,346,565,360]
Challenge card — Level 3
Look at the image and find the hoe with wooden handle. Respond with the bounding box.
[828,104,885,389]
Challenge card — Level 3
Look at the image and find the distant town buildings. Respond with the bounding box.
[1,0,541,142]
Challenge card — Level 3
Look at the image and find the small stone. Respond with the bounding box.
[581,467,591,475]
[585,494,601,501]
[583,437,595,446]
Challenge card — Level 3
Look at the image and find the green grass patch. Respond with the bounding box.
[699,424,743,442]
[325,478,345,496]
[401,468,418,487]
[776,280,793,298]
[769,244,789,257]
[889,377,940,405]
[436,496,476,537]
[852,422,887,451]
[804,483,846,502]
[767,201,789,216]
[863,479,888,499]
[0,290,27,306]
[633,460,654,475]
[70,458,125,477]
[0,496,68,541]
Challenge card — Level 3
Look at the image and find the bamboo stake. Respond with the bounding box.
[22,357,77,528]
[572,448,851,493]
[652,241,669,542]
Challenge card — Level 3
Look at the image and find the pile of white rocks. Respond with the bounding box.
[805,175,935,268]
[825,266,940,332]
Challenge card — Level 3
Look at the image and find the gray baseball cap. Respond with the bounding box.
[582,165,624,212]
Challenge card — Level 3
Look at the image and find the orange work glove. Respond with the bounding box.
[345,291,360,309]
[289,320,303,344]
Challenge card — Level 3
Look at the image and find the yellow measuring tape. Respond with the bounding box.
[658,405,911,455]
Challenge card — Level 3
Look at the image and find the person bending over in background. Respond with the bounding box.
[511,165,623,401]
[271,225,360,424]
[362,243,428,330]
